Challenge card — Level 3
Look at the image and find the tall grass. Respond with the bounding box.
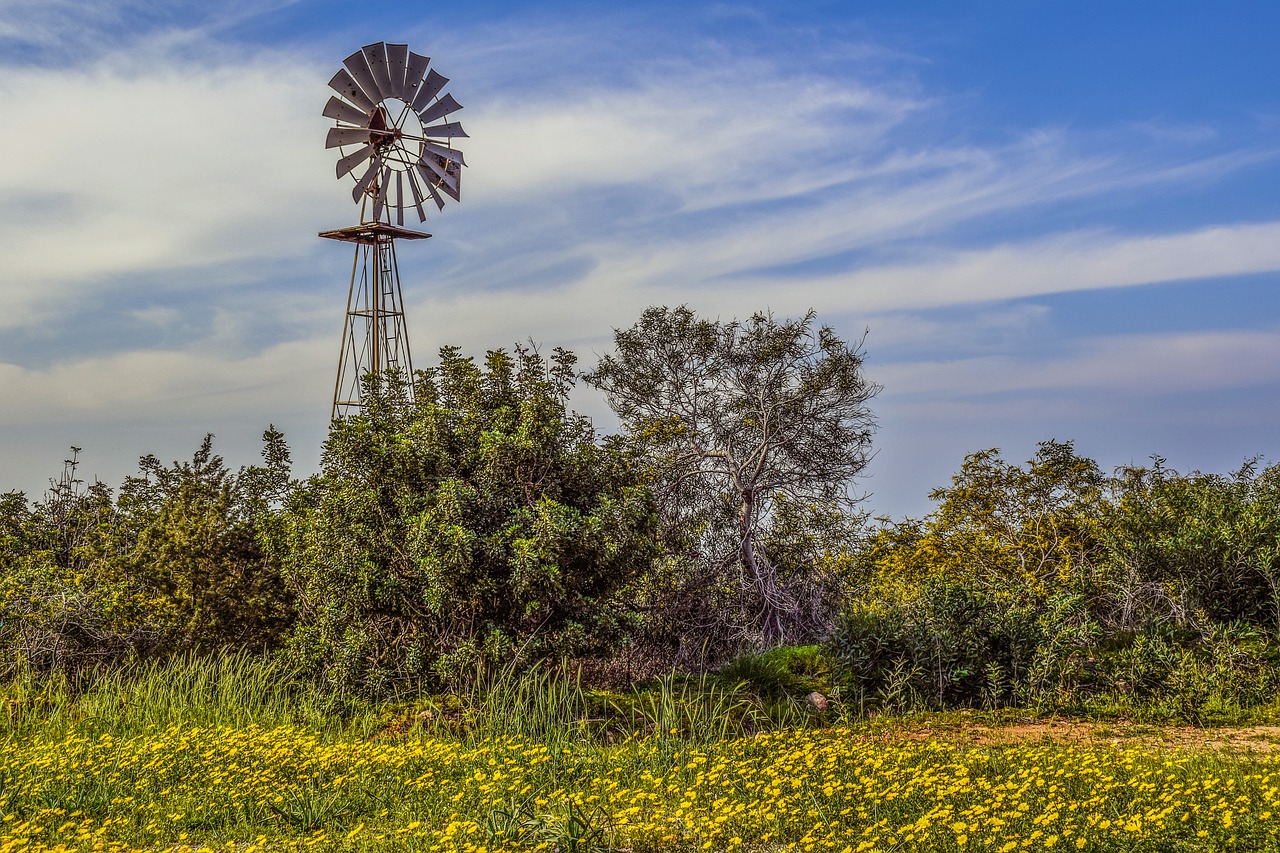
[455,666,813,746]
[461,662,591,744]
[0,650,330,742]
[2,653,826,750]
[622,673,773,743]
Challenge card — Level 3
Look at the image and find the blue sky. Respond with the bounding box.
[1,1,1278,518]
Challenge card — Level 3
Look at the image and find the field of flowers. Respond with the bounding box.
[2,719,1280,852]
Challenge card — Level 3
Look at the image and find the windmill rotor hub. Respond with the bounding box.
[368,106,392,148]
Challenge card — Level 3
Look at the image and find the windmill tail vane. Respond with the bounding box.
[320,42,468,419]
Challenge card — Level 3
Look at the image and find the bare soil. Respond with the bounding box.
[894,716,1280,752]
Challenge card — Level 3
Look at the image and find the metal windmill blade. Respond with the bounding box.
[343,48,384,106]
[328,68,376,114]
[423,155,462,203]
[363,42,396,104]
[336,144,373,179]
[405,167,429,222]
[418,93,462,125]
[385,43,410,99]
[372,165,392,221]
[420,121,468,141]
[415,162,447,211]
[323,95,370,127]
[420,139,466,167]
[351,155,381,202]
[403,51,431,101]
[326,126,374,149]
[410,69,448,113]
[418,152,459,197]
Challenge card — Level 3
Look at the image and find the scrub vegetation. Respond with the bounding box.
[3,305,1280,850]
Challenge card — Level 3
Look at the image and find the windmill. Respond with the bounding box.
[320,42,467,419]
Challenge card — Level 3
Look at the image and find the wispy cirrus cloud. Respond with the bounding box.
[0,0,301,55]
[878,326,1280,398]
[711,220,1280,315]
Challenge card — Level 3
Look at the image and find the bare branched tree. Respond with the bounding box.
[586,306,879,653]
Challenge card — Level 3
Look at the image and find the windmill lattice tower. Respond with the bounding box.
[320,41,467,419]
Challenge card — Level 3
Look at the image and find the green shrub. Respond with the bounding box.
[280,349,659,698]
[828,580,1041,712]
[719,644,830,700]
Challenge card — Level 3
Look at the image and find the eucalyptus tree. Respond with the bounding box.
[586,306,879,652]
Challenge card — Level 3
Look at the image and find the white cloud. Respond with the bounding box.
[466,63,922,208]
[397,218,1280,357]
[766,221,1280,313]
[3,26,1273,338]
[877,327,1280,398]
[0,47,338,328]
[0,336,330,426]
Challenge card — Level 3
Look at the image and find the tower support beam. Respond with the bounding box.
[322,223,430,419]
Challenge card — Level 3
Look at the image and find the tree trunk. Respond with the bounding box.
[739,490,783,646]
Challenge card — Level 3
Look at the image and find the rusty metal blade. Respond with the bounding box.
[419,139,466,167]
[363,42,395,104]
[326,126,372,149]
[373,165,392,220]
[406,167,429,222]
[385,43,410,99]
[335,144,372,179]
[328,68,375,114]
[403,51,431,101]
[395,171,405,225]
[417,93,462,125]
[410,69,448,113]
[351,155,380,200]
[420,120,468,139]
[415,163,447,210]
[418,153,458,193]
[439,160,461,202]
[344,48,384,105]
[323,95,369,126]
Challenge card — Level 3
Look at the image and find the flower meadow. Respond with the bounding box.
[2,722,1279,853]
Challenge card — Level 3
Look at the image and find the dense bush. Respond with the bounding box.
[829,580,1041,711]
[278,347,658,697]
[0,435,294,679]
[829,442,1280,717]
[1098,457,1280,631]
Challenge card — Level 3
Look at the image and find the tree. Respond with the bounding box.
[585,306,879,652]
[870,440,1106,600]
[281,347,657,696]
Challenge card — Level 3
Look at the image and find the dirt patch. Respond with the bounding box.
[896,718,1280,752]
